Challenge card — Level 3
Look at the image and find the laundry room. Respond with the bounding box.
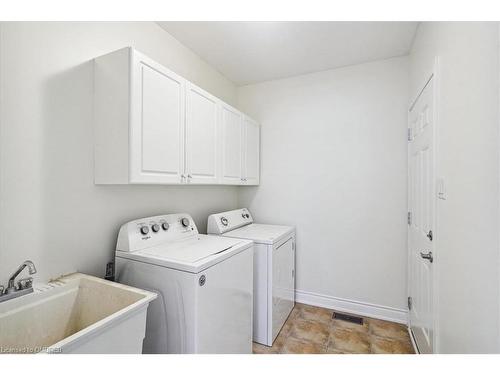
[1,2,500,371]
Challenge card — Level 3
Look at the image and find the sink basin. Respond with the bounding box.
[0,273,156,354]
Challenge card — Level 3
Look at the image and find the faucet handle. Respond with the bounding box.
[0,285,4,295]
[17,277,33,290]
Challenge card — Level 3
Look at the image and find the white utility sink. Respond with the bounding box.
[0,273,156,354]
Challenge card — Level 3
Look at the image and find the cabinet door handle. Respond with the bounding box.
[187,174,192,179]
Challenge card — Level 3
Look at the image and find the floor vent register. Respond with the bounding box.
[332,312,364,325]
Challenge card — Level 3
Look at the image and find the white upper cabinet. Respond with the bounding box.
[185,83,219,184]
[130,52,185,184]
[220,103,244,185]
[94,47,259,186]
[242,116,260,185]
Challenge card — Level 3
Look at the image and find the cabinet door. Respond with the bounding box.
[220,104,243,185]
[185,84,219,184]
[130,52,185,184]
[243,117,260,185]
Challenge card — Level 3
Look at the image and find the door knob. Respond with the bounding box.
[420,251,433,263]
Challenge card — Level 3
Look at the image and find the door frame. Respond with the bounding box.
[407,57,440,354]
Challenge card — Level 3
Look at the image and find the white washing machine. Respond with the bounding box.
[115,213,254,354]
[207,208,295,346]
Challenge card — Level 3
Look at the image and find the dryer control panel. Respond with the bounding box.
[207,208,253,235]
[116,213,198,252]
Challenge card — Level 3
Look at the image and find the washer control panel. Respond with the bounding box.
[207,208,253,235]
[116,213,198,252]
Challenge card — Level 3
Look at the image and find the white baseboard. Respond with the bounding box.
[295,289,408,324]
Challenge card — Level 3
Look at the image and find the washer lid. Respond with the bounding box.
[116,234,252,273]
[141,235,243,263]
[222,223,295,245]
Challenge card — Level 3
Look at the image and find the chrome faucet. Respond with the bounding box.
[0,260,37,303]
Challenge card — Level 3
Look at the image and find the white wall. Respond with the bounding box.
[0,22,239,283]
[410,22,499,353]
[237,57,409,319]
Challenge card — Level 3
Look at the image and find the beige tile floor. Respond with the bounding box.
[252,303,415,354]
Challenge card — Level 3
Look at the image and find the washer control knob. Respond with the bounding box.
[140,226,149,235]
[151,224,160,233]
[220,217,228,226]
[181,217,190,227]
[161,222,169,231]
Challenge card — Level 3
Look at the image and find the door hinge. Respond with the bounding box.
[407,128,412,141]
[407,212,412,225]
[408,296,412,311]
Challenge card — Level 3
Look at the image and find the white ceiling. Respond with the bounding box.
[157,22,418,86]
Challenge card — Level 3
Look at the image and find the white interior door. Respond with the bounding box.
[243,116,260,185]
[408,76,435,354]
[130,53,185,183]
[220,104,243,185]
[185,83,219,184]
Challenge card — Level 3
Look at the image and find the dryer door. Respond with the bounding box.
[271,237,295,342]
